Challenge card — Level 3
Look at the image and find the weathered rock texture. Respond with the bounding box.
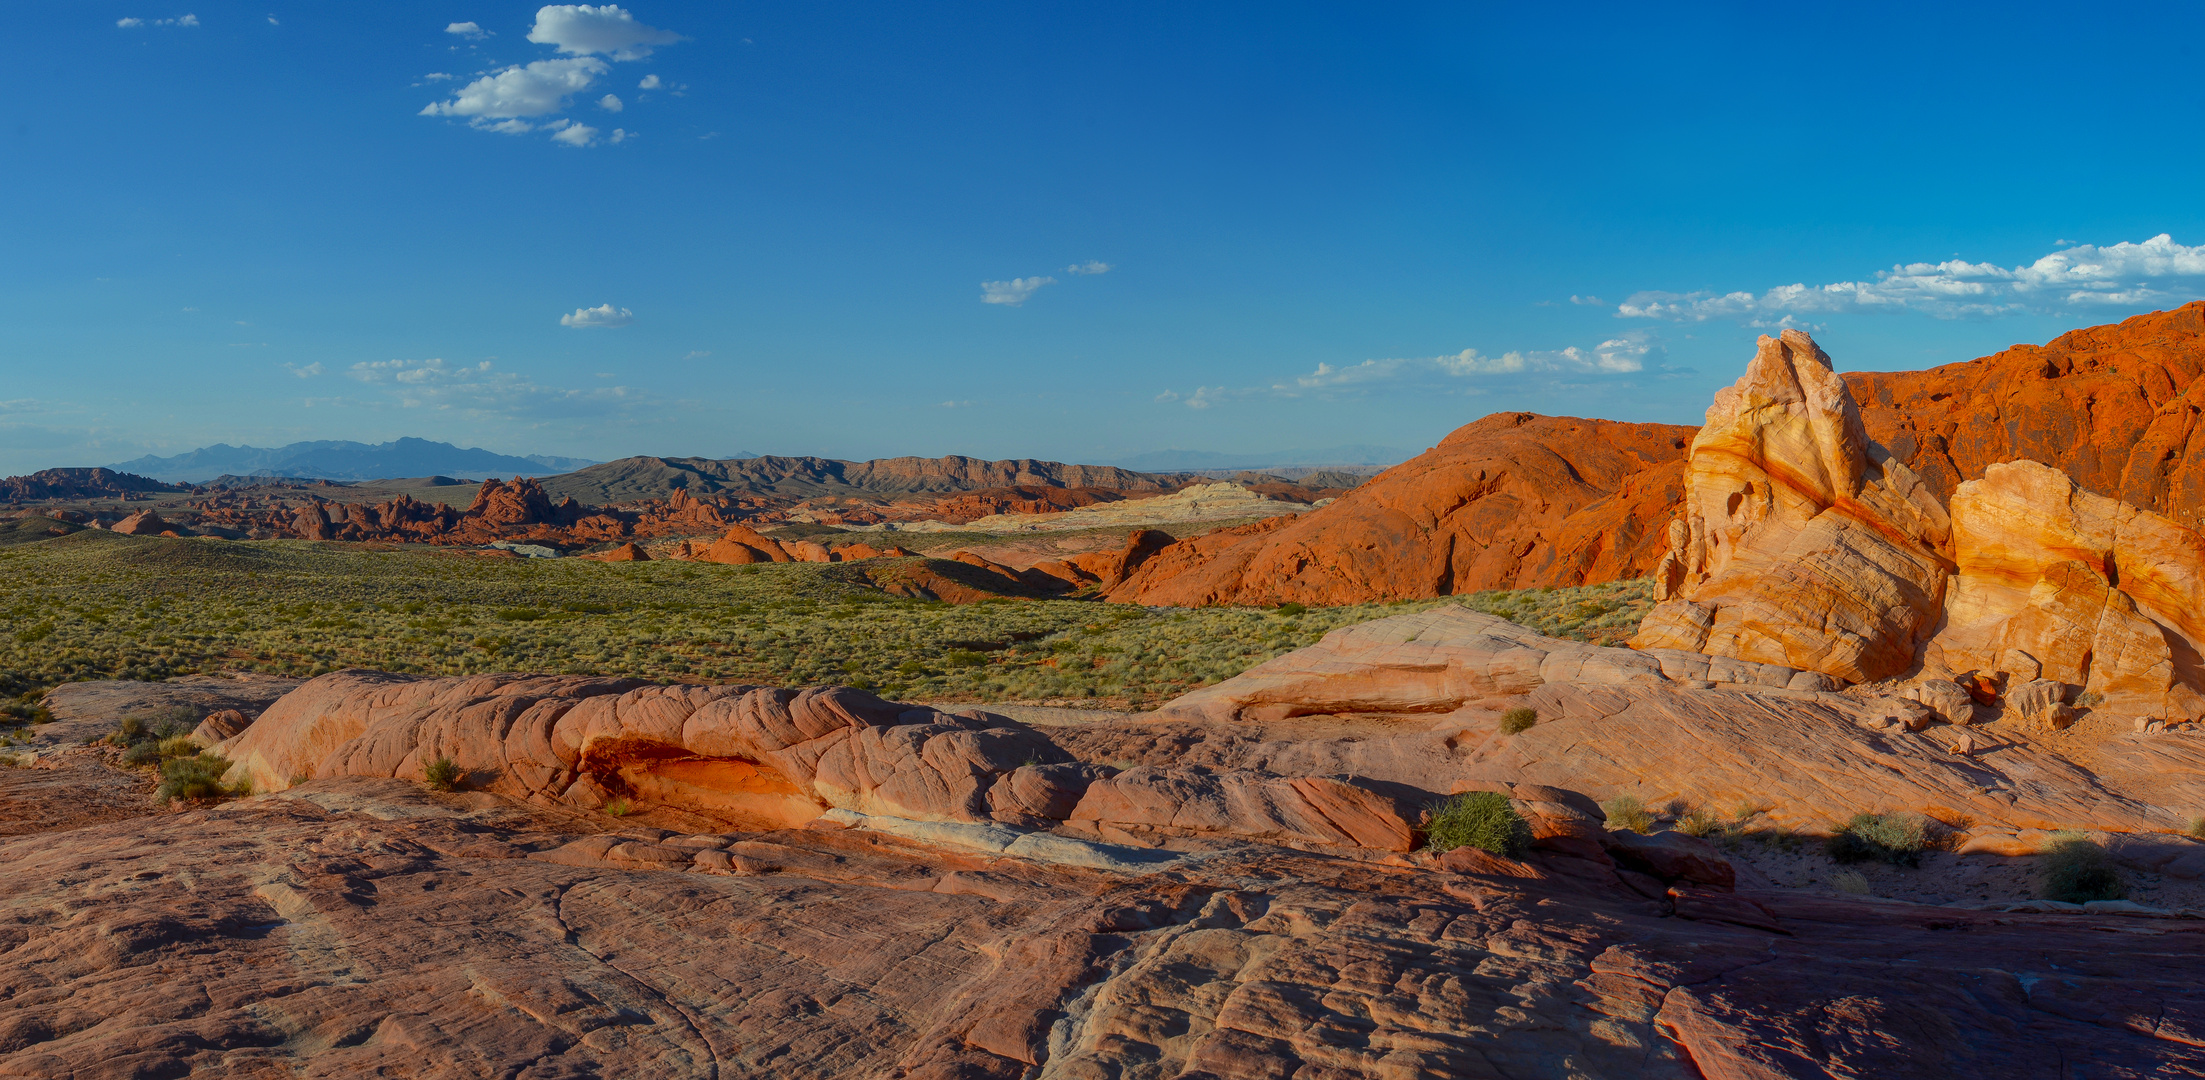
[5,771,2205,1078]
[1163,606,2205,835]
[1103,412,1696,606]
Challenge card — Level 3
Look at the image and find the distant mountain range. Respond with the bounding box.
[539,455,1196,505]
[1105,445,1414,472]
[108,438,604,484]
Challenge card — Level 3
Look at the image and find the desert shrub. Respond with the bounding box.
[943,650,989,668]
[604,797,633,817]
[1498,707,1537,735]
[2075,691,2105,708]
[1831,869,1871,896]
[121,741,163,766]
[2039,831,2126,903]
[155,734,200,760]
[1602,795,1654,834]
[2188,815,2205,841]
[1274,602,1308,616]
[1676,804,1726,838]
[422,755,463,792]
[1826,812,1928,867]
[1424,792,1531,857]
[156,753,243,801]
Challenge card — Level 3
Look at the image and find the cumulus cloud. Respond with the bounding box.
[638,74,661,89]
[347,358,641,419]
[284,362,324,378]
[424,72,455,81]
[119,14,198,27]
[117,17,141,27]
[1619,234,2205,325]
[1066,260,1112,275]
[981,277,1055,306]
[560,303,633,328]
[550,121,599,146]
[446,21,489,38]
[598,93,623,111]
[529,4,682,60]
[421,58,608,122]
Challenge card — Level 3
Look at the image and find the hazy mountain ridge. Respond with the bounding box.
[108,438,601,483]
[541,454,1204,505]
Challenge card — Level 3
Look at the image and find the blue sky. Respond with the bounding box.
[6,2,2205,473]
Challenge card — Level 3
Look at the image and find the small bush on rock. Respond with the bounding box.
[2040,831,2127,903]
[1602,795,1654,834]
[1832,869,1871,896]
[422,756,463,792]
[156,753,244,801]
[1676,804,1726,838]
[1498,707,1537,735]
[605,798,633,817]
[1424,792,1531,857]
[1826,812,1928,867]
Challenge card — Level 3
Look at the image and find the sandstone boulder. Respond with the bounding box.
[108,509,169,536]
[191,708,251,743]
[1631,330,1951,684]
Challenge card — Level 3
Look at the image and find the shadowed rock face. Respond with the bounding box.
[1102,412,1696,606]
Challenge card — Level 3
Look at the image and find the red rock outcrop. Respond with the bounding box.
[1849,301,2205,526]
[106,509,170,536]
[1104,413,1695,606]
[0,467,182,502]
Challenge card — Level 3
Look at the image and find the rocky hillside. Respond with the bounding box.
[542,453,1200,504]
[1104,413,1696,605]
[0,467,183,502]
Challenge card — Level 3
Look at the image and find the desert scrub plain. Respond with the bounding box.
[0,527,1651,707]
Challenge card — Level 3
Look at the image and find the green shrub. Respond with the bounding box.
[121,741,162,766]
[1498,707,1537,735]
[1424,792,1531,857]
[1274,602,1308,617]
[943,650,988,668]
[1826,812,1928,867]
[1676,804,1726,838]
[156,734,200,760]
[2188,815,2205,841]
[155,753,243,801]
[1602,795,1654,834]
[1831,869,1871,896]
[605,797,633,817]
[422,755,463,792]
[2039,831,2126,903]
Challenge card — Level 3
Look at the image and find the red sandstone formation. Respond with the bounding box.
[1105,414,1695,606]
[1848,301,2205,526]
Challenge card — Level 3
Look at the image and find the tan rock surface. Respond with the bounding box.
[1632,330,1952,683]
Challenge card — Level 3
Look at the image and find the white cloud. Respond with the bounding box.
[560,303,633,328]
[939,400,975,408]
[346,358,641,419]
[424,72,455,81]
[1619,234,2205,324]
[120,14,197,27]
[981,276,1055,306]
[1066,260,1112,275]
[608,128,629,143]
[267,15,278,25]
[284,362,324,378]
[682,350,709,359]
[529,5,682,61]
[117,18,142,27]
[421,57,608,121]
[550,122,599,147]
[1156,333,1658,410]
[446,21,489,39]
[598,93,623,111]
[638,74,661,89]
